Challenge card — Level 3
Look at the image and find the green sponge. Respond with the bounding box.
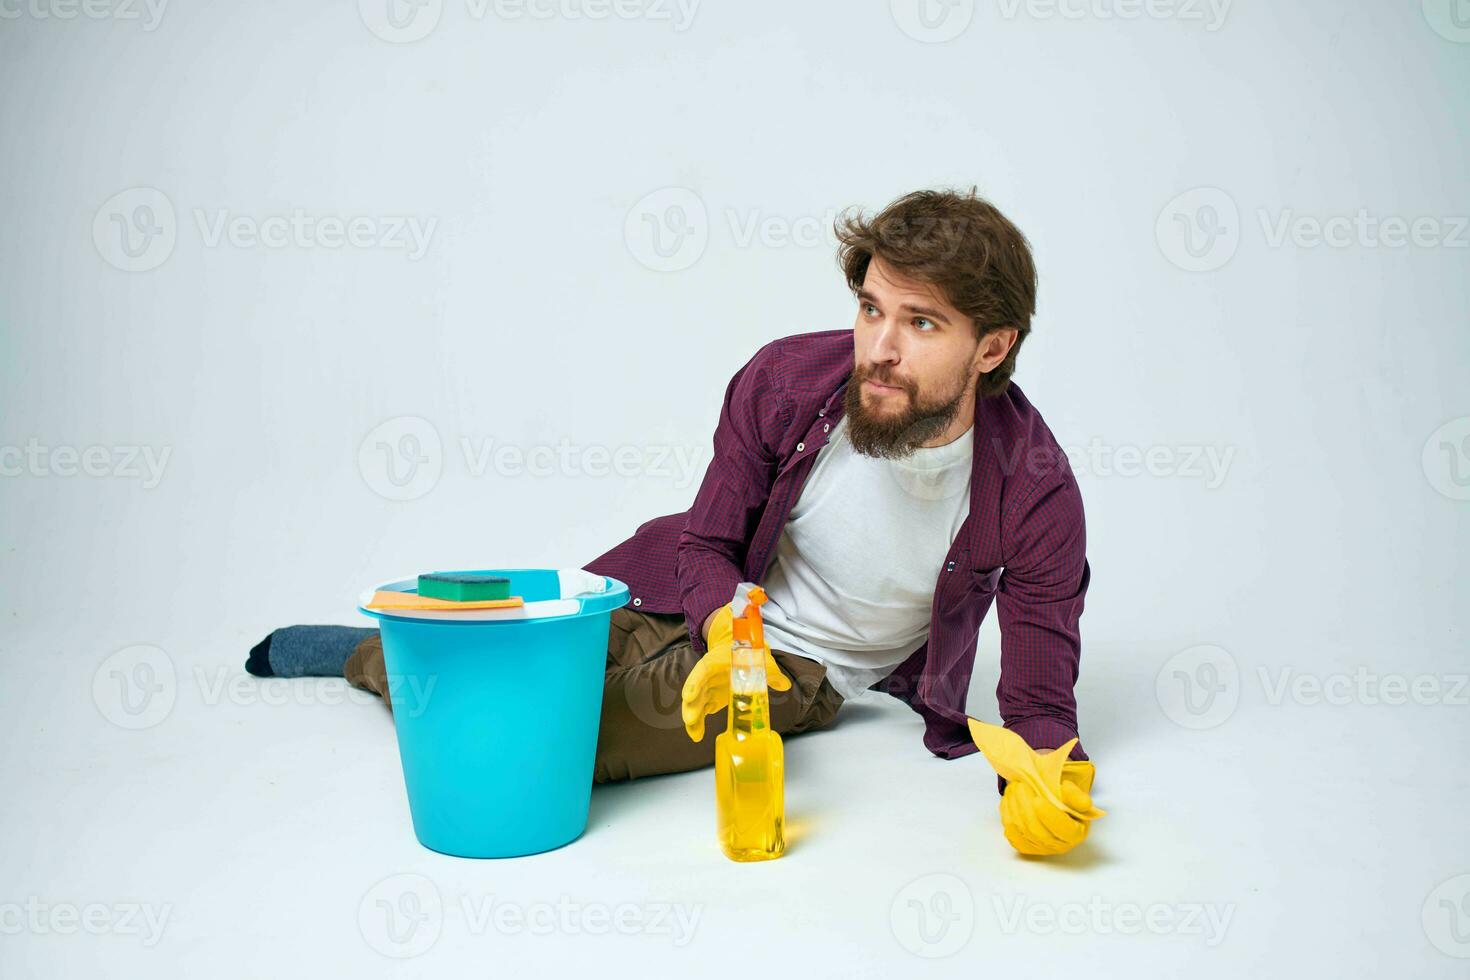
[417,573,511,602]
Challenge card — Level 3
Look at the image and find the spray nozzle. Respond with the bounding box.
[731,583,767,649]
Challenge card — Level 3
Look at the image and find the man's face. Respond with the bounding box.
[844,257,983,459]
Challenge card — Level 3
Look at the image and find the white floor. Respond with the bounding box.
[3,628,1467,978]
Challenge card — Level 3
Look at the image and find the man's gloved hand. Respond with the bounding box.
[968,718,1106,856]
[680,604,792,742]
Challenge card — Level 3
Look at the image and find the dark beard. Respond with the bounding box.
[842,363,969,459]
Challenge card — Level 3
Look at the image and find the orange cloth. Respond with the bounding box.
[366,591,524,611]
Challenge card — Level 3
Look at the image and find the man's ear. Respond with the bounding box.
[976,327,1019,371]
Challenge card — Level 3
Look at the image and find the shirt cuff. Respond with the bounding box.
[682,578,736,655]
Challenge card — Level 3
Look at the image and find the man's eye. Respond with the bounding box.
[863,303,879,317]
[914,317,934,331]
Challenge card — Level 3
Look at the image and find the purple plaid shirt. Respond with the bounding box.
[585,329,1090,762]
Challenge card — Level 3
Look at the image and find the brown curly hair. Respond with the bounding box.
[834,188,1038,397]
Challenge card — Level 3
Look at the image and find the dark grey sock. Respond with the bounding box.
[246,625,377,678]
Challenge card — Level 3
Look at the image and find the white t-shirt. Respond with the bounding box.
[759,414,973,701]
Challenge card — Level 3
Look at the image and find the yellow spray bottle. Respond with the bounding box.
[714,583,785,862]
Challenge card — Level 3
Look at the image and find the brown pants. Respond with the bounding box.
[344,607,845,783]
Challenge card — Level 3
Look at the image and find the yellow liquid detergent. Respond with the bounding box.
[715,587,785,862]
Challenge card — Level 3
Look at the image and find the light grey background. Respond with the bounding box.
[1,1,1467,976]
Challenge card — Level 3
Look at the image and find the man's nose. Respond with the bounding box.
[869,319,903,362]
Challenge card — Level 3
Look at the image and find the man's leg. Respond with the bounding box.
[344,634,392,710]
[593,608,843,783]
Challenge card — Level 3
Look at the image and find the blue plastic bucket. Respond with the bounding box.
[358,569,629,858]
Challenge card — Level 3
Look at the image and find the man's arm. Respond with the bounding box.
[995,471,1091,760]
[675,347,788,654]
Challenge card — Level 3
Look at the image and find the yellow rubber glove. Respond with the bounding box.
[967,718,1105,856]
[680,604,792,742]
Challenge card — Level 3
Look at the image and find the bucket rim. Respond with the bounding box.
[357,568,629,626]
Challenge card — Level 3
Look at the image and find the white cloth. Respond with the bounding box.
[758,414,973,701]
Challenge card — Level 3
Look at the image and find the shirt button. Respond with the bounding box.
[632,597,642,607]
[823,423,830,433]
[818,409,826,417]
[945,561,955,572]
[796,442,805,452]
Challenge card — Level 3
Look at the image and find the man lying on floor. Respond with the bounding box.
[246,188,1103,856]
